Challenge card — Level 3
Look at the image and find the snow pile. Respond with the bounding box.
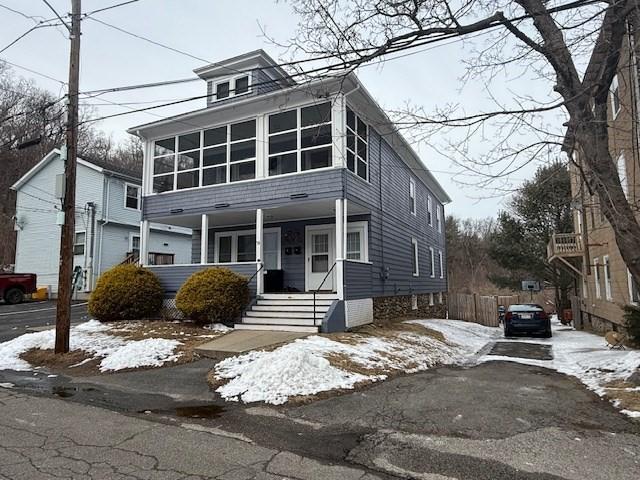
[0,320,182,372]
[205,323,233,333]
[408,319,501,358]
[215,331,461,405]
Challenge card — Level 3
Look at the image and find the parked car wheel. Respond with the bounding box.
[503,327,512,338]
[4,287,24,305]
[542,329,552,338]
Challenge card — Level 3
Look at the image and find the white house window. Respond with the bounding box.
[130,234,140,254]
[436,205,442,233]
[216,81,230,100]
[429,247,435,278]
[345,222,368,262]
[438,250,444,278]
[234,75,250,95]
[346,107,368,180]
[628,270,640,304]
[212,75,251,102]
[594,257,601,299]
[268,101,332,176]
[427,195,433,226]
[125,183,140,210]
[73,232,85,256]
[411,238,419,276]
[603,255,612,300]
[409,178,416,215]
[214,228,280,265]
[617,152,628,198]
[153,119,256,193]
[610,74,621,118]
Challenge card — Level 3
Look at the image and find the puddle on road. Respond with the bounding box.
[51,386,98,398]
[140,404,226,419]
[489,342,553,361]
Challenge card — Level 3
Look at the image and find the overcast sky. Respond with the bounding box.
[0,0,560,219]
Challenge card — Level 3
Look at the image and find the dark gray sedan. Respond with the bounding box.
[504,304,552,338]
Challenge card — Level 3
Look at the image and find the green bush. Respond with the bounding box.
[622,304,640,344]
[88,264,164,321]
[175,267,250,324]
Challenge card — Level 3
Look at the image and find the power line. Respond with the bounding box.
[83,0,141,17]
[0,57,66,85]
[0,22,62,56]
[40,0,70,31]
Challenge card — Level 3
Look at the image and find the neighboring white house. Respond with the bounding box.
[11,149,192,295]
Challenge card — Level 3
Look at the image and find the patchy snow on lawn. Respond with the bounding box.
[408,319,501,358]
[214,330,461,405]
[0,320,182,372]
[421,317,640,417]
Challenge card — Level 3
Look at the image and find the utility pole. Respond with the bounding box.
[55,0,81,354]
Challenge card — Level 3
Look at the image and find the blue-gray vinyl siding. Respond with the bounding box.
[343,128,447,299]
[147,263,257,295]
[143,168,344,219]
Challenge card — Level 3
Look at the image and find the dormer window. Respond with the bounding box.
[211,75,252,102]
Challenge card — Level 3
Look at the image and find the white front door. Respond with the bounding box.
[306,227,335,291]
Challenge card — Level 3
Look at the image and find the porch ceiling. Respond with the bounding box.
[151,199,369,228]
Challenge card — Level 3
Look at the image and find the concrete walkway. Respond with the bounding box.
[196,329,309,356]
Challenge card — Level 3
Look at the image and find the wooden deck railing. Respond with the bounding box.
[547,233,583,259]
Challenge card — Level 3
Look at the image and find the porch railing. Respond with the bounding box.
[547,233,583,260]
[239,263,265,325]
[313,261,337,325]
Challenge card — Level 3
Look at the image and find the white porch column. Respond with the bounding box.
[335,199,345,299]
[140,220,150,266]
[200,214,209,264]
[256,208,264,295]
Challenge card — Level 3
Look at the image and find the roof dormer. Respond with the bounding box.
[194,50,295,106]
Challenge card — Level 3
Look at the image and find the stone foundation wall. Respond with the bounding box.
[373,293,447,324]
[580,311,628,336]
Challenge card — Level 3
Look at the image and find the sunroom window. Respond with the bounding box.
[346,107,368,180]
[152,119,256,193]
[268,102,332,176]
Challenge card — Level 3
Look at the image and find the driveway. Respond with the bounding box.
[0,300,88,342]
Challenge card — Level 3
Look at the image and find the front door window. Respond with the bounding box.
[307,228,334,291]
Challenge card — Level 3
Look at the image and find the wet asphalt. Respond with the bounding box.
[0,300,89,342]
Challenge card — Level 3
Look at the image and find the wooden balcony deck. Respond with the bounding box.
[547,233,584,261]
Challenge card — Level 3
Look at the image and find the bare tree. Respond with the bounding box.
[283,0,640,286]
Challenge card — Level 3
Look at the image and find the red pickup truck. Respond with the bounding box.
[0,273,37,304]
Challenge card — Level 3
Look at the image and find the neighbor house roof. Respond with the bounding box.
[10,149,141,191]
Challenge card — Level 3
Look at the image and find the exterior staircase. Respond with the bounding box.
[235,293,338,333]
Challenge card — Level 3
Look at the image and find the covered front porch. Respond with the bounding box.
[141,198,370,299]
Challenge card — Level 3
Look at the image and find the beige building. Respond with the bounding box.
[549,24,640,334]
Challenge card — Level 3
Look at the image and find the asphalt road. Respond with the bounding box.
[0,300,89,342]
[2,356,639,479]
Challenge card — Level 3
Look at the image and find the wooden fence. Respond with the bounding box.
[448,293,521,327]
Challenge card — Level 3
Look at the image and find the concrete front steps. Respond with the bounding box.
[235,293,338,333]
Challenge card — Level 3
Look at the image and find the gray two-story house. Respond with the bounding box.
[129,50,450,332]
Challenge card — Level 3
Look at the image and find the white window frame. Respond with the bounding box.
[73,231,86,256]
[214,228,281,266]
[427,195,433,227]
[124,182,141,211]
[212,74,252,102]
[129,233,141,253]
[436,204,442,233]
[628,269,640,305]
[345,106,369,181]
[411,237,419,276]
[345,221,369,263]
[438,250,444,278]
[267,101,333,177]
[152,117,257,193]
[603,255,612,300]
[409,178,416,216]
[429,247,435,278]
[617,151,628,198]
[594,257,601,299]
[610,74,621,119]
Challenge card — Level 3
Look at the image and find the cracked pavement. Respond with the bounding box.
[1,360,640,478]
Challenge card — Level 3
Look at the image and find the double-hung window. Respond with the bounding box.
[628,270,640,304]
[594,258,601,298]
[603,255,612,300]
[125,183,140,210]
[409,178,416,215]
[436,205,442,233]
[411,238,419,276]
[73,232,86,256]
[617,152,628,198]
[212,75,251,102]
[268,102,332,176]
[345,222,368,262]
[610,74,621,118]
[427,195,433,227]
[438,250,444,278]
[152,119,256,192]
[346,107,368,180]
[429,247,435,278]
